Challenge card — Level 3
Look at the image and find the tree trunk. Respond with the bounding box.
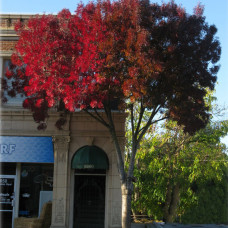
[99,105,141,228]
[131,187,140,222]
[121,181,133,228]
[163,184,180,223]
[164,181,172,222]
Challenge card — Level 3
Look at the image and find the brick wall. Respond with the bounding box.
[0,17,20,29]
[0,15,30,29]
[0,15,31,53]
[0,40,16,51]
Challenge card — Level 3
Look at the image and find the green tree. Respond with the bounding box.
[130,119,228,223]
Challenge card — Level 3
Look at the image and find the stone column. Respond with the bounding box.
[51,136,70,228]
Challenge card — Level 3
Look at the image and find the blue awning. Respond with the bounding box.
[0,136,54,163]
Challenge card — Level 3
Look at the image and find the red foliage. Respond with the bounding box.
[194,3,204,17]
[12,6,106,112]
[5,68,13,79]
[6,0,220,133]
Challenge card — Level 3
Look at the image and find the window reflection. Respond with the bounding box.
[1,59,26,107]
[19,163,53,217]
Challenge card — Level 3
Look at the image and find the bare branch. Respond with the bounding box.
[83,109,110,128]
[135,100,145,138]
[130,104,135,140]
[137,106,161,145]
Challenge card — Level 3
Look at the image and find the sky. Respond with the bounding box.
[1,0,228,145]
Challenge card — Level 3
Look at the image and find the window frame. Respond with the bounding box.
[1,57,25,108]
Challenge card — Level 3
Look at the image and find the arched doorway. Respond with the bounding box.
[72,146,109,228]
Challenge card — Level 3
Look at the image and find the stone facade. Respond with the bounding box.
[0,14,125,228]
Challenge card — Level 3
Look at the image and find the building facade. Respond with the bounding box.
[0,14,125,228]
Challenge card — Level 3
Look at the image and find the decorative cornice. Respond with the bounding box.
[0,29,17,35]
[71,131,125,137]
[0,14,35,19]
[0,131,70,137]
[0,50,13,57]
[0,36,19,41]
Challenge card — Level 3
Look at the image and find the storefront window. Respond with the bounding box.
[19,163,53,218]
[0,162,16,175]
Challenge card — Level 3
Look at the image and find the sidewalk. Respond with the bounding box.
[131,223,228,228]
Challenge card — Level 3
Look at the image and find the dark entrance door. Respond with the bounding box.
[74,174,106,228]
[0,175,15,228]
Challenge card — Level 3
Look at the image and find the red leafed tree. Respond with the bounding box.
[3,0,221,227]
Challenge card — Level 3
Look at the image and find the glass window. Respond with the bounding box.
[19,163,53,218]
[1,59,25,107]
[0,162,16,175]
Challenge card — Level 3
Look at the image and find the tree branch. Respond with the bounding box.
[151,116,168,125]
[130,104,135,141]
[137,105,161,145]
[127,101,145,178]
[104,102,126,182]
[135,100,145,138]
[83,109,110,128]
